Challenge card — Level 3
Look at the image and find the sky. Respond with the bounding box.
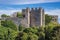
[0,0,60,23]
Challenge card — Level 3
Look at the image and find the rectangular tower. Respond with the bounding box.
[30,8,45,27]
[21,8,30,27]
[21,7,45,27]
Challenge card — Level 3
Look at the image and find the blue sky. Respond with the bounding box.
[0,0,60,23]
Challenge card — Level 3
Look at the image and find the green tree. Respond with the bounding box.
[51,26,60,40]
[15,32,23,40]
[21,32,28,40]
[28,32,38,40]
[17,12,23,18]
[0,26,18,40]
[18,25,24,31]
[37,27,45,40]
[38,32,45,40]
[45,14,52,25]
[45,24,54,40]
[1,20,17,31]
[45,22,60,40]
[1,14,10,17]
[23,27,38,33]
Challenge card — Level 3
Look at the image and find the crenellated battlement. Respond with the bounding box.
[31,7,43,11]
[22,7,44,13]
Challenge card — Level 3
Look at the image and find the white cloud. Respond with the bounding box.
[0,10,21,16]
[0,0,60,5]
[45,9,60,18]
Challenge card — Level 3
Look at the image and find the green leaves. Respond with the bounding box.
[1,14,10,17]
[45,22,60,40]
[0,24,60,40]
[17,12,23,18]
[1,20,17,31]
[0,26,18,40]
[23,27,38,33]
[0,14,60,40]
[45,14,52,25]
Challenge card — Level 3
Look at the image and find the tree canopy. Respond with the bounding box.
[45,14,52,25]
[0,14,60,40]
[1,14,10,17]
[16,12,23,18]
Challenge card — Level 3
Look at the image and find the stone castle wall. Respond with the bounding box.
[21,7,45,27]
[49,15,58,22]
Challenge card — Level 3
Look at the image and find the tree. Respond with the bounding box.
[45,14,52,25]
[17,12,23,18]
[18,25,24,31]
[45,22,60,40]
[45,23,54,40]
[1,20,17,31]
[15,32,24,40]
[37,27,45,40]
[23,27,38,33]
[21,32,28,40]
[51,26,60,40]
[1,14,10,17]
[0,26,18,40]
[28,32,38,40]
[38,32,45,40]
[15,27,38,40]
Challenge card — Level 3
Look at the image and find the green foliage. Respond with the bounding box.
[45,22,60,40]
[19,25,24,31]
[15,32,23,40]
[15,22,60,40]
[0,26,18,40]
[0,17,60,40]
[1,20,17,31]
[45,14,52,25]
[51,26,60,40]
[37,27,45,40]
[17,12,23,18]
[23,27,38,33]
[38,32,45,40]
[22,32,28,40]
[28,33,38,40]
[1,14,10,17]
[15,32,38,40]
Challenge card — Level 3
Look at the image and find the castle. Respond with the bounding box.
[21,8,45,27]
[0,7,58,27]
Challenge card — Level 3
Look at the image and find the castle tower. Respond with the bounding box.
[21,7,45,27]
[30,8,45,27]
[21,8,30,27]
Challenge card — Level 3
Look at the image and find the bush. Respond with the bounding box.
[1,20,17,31]
[0,26,18,40]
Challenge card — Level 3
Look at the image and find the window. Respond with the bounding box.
[23,14,25,17]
